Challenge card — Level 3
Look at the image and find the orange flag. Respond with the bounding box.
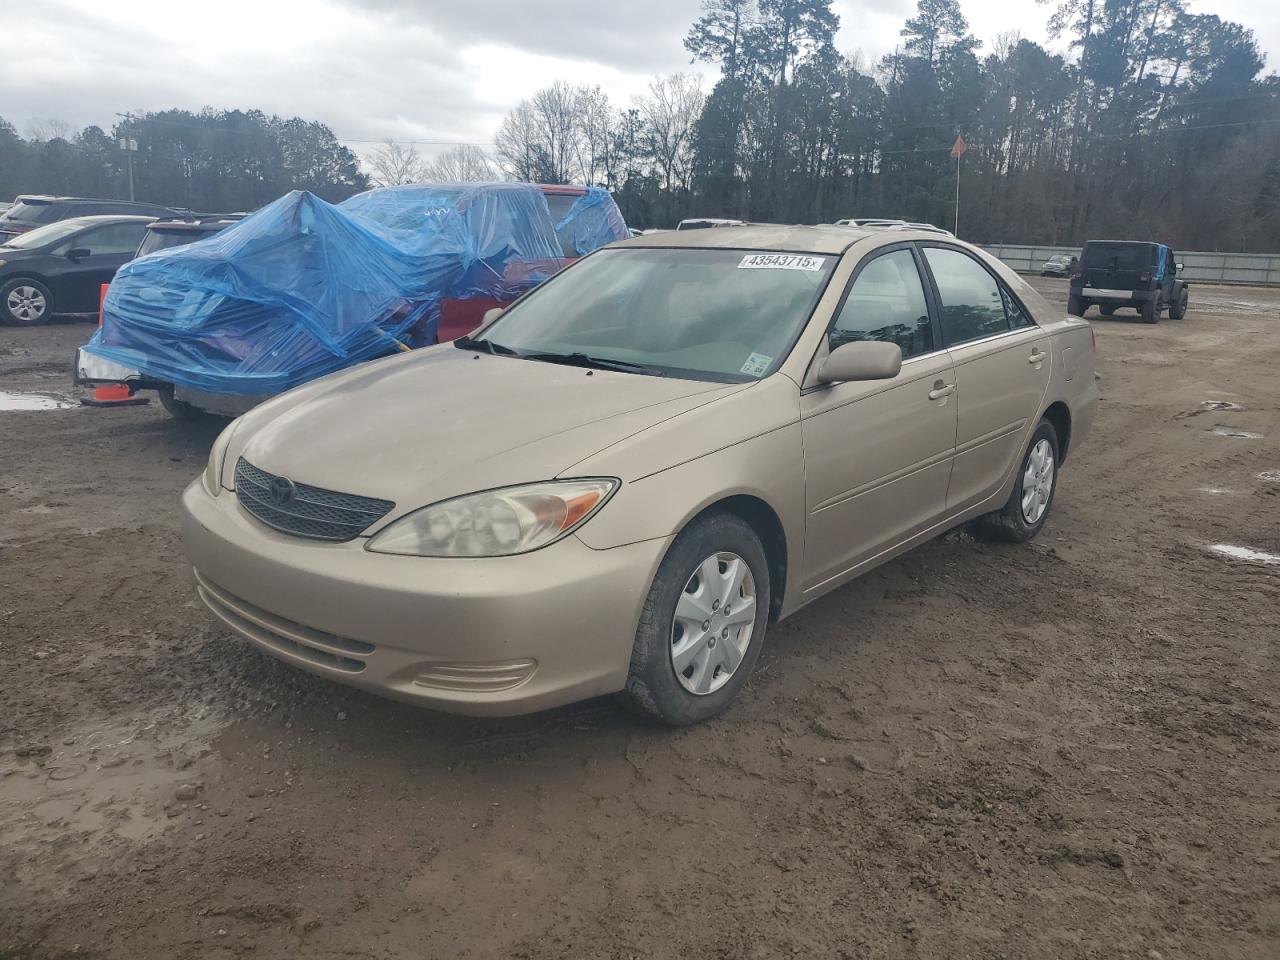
[950,135,968,159]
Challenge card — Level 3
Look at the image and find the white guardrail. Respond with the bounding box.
[982,244,1280,287]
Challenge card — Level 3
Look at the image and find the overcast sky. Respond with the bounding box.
[2,0,1276,163]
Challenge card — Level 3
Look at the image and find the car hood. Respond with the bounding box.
[227,344,744,511]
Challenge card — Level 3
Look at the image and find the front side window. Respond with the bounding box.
[829,248,933,359]
[923,247,1010,345]
[477,247,835,382]
[75,222,149,255]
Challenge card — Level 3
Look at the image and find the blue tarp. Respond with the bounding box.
[83,183,627,395]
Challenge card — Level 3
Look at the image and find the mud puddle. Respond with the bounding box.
[1211,426,1264,439]
[0,706,228,852]
[1207,544,1280,566]
[0,390,78,411]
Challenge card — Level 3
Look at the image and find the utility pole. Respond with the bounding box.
[950,134,967,237]
[115,112,139,201]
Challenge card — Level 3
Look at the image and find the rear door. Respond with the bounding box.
[919,245,1051,513]
[1080,242,1152,301]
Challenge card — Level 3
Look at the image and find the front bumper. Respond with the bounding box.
[181,479,670,715]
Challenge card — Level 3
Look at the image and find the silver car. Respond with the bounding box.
[183,225,1099,725]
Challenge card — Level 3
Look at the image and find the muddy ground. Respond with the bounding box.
[1,280,1278,959]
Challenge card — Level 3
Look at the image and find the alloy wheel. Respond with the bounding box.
[670,551,756,695]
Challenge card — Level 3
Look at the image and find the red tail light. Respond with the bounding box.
[1070,271,1082,281]
[1139,271,1151,282]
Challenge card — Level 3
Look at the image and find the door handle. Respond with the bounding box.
[928,381,955,400]
[1028,349,1047,365]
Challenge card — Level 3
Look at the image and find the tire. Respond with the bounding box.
[1100,305,1116,317]
[0,277,53,326]
[1169,288,1188,320]
[158,387,205,420]
[619,512,771,726]
[1067,294,1086,317]
[971,420,1060,544]
[1141,295,1160,324]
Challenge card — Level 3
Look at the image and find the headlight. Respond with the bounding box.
[202,418,239,496]
[366,479,618,557]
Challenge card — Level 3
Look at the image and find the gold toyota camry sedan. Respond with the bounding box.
[182,225,1098,725]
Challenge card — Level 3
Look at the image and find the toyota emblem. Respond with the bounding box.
[268,476,297,506]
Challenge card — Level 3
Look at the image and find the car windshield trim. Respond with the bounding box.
[473,246,838,384]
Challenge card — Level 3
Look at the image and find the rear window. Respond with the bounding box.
[136,227,218,258]
[1082,243,1154,270]
[0,199,59,225]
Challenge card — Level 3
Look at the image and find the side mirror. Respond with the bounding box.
[66,247,90,261]
[481,307,504,327]
[1175,262,1184,273]
[817,341,903,384]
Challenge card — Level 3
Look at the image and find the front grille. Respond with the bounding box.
[234,458,394,542]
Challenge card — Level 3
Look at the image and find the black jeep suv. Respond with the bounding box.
[1068,240,1189,324]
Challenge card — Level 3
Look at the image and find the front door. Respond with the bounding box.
[57,222,149,312]
[919,246,1052,512]
[800,246,957,591]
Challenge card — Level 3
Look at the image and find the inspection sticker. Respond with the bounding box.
[739,352,774,376]
[738,253,826,271]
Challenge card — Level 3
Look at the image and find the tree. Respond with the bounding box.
[423,144,499,182]
[368,139,427,187]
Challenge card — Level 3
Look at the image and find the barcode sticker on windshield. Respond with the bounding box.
[738,254,826,271]
[739,353,773,376]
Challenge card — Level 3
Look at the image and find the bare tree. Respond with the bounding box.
[636,73,706,194]
[368,139,427,186]
[26,117,73,142]
[424,144,500,182]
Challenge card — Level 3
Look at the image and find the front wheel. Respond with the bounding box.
[1169,288,1189,320]
[0,277,53,326]
[972,420,1060,543]
[619,512,770,726]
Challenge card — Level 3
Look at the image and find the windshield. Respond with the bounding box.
[0,199,57,225]
[0,217,90,250]
[1082,242,1153,270]
[476,247,835,382]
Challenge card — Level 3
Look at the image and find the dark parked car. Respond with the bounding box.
[1040,253,1078,277]
[1069,240,1188,324]
[0,195,183,240]
[134,215,245,259]
[0,215,155,325]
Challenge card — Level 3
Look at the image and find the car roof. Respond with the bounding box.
[52,215,159,229]
[15,195,170,206]
[613,223,886,254]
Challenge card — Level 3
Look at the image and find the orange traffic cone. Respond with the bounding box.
[81,282,149,406]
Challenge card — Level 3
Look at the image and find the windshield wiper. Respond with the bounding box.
[522,351,662,376]
[454,336,517,356]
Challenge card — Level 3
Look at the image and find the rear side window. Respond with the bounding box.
[830,249,934,359]
[1001,288,1035,328]
[1,199,60,225]
[923,247,1010,345]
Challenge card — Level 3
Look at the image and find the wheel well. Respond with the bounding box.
[1043,401,1072,463]
[693,495,788,620]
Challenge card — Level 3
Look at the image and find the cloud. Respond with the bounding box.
[0,0,1274,162]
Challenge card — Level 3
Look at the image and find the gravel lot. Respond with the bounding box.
[2,278,1278,959]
